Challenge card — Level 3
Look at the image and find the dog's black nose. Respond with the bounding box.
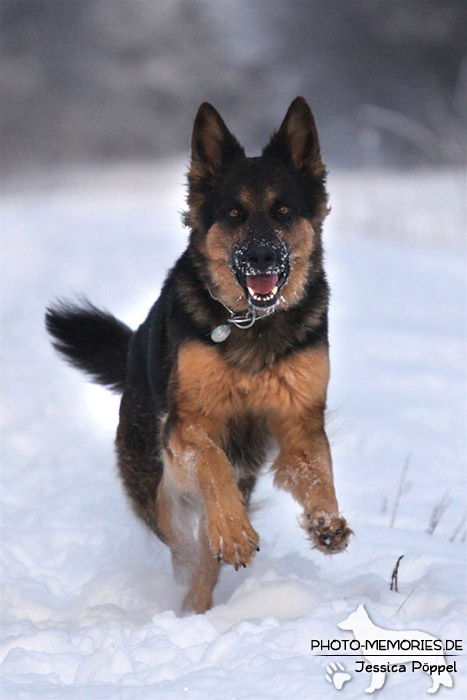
[244,241,279,271]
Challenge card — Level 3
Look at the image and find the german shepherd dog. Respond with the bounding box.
[46,97,352,613]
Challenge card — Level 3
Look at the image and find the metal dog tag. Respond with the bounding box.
[211,324,231,343]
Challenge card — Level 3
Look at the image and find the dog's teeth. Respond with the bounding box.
[248,287,279,304]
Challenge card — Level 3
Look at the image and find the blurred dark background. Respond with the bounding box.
[1,0,466,173]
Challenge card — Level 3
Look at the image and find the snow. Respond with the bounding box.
[1,162,466,698]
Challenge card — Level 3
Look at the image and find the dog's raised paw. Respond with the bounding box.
[306,513,353,554]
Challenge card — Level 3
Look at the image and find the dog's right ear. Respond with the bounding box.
[190,103,245,178]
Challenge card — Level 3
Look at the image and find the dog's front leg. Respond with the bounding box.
[164,419,259,569]
[271,406,352,553]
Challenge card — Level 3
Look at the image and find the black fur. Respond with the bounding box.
[45,300,132,393]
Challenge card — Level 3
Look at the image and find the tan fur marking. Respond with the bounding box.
[182,518,221,614]
[238,188,255,209]
[201,222,246,311]
[280,218,315,307]
[236,187,279,211]
[264,187,279,208]
[176,340,329,419]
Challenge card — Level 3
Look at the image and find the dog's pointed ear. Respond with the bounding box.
[190,102,244,177]
[264,97,324,176]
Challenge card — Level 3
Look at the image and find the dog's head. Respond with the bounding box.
[186,97,328,313]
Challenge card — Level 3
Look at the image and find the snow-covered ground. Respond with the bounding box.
[1,162,466,698]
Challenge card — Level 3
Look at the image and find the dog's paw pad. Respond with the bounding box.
[306,514,353,554]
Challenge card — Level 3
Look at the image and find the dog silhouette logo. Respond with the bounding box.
[337,604,453,694]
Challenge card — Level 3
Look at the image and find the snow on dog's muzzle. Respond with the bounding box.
[233,239,290,309]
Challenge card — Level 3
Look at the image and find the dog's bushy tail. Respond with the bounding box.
[45,300,133,393]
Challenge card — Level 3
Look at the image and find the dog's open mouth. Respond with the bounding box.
[238,269,288,309]
[246,272,279,305]
[232,240,290,310]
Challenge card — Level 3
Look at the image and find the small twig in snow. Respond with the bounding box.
[390,454,410,528]
[395,586,417,616]
[426,491,451,535]
[449,511,466,542]
[390,554,404,592]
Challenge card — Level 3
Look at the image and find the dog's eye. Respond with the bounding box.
[228,208,240,219]
[277,205,291,216]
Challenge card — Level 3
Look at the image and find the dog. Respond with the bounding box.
[46,97,352,614]
[338,604,454,694]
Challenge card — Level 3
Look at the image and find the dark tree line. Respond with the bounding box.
[1,0,465,170]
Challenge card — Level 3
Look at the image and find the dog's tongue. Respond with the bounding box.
[246,273,279,295]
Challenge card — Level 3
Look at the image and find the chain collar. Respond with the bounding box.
[208,287,277,341]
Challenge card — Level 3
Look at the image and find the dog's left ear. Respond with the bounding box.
[264,97,324,176]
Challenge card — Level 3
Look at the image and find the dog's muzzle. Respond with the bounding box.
[233,239,290,309]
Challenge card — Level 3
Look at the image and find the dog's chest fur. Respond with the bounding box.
[175,340,329,422]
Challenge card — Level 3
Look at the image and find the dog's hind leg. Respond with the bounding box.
[153,478,198,583]
[118,393,201,592]
[181,470,260,614]
[116,389,164,532]
[182,516,221,614]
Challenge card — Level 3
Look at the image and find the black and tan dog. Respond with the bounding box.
[46,97,352,613]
